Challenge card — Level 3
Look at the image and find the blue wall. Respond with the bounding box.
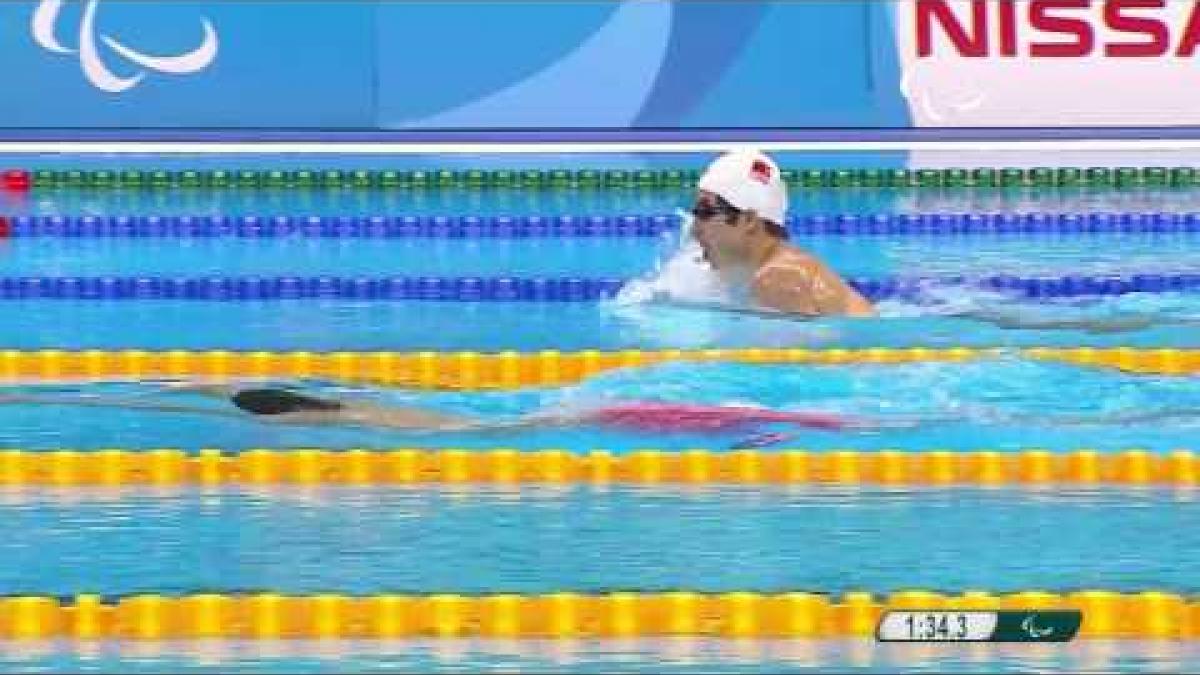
[2,0,908,129]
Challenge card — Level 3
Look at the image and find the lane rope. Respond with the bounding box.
[0,590,1189,639]
[0,274,1194,301]
[7,212,1200,238]
[0,449,1191,487]
[0,348,1192,389]
[11,165,1200,191]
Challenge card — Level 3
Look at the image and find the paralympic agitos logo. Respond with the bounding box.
[32,0,218,93]
[916,0,1200,58]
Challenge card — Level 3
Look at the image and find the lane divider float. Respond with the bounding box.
[0,274,1195,301]
[0,348,1193,389]
[0,590,1191,639]
[0,449,1192,487]
[10,212,1200,238]
[15,165,1200,191]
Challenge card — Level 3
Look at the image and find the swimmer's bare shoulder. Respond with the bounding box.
[752,247,875,317]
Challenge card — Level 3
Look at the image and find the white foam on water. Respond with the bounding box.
[613,209,737,307]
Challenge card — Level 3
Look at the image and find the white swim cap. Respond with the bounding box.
[697,149,787,226]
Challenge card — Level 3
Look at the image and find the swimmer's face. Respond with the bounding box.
[691,190,757,268]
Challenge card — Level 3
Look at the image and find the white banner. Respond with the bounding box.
[894,0,1200,126]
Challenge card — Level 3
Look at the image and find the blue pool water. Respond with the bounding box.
[6,175,1200,672]
[2,486,1198,596]
[1,486,1199,672]
[5,639,1199,673]
[7,234,1200,279]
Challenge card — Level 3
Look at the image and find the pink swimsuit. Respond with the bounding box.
[586,402,851,432]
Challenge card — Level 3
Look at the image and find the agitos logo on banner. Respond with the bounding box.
[916,0,1200,58]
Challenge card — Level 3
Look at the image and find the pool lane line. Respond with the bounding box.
[0,448,1191,487]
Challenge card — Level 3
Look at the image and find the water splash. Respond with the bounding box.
[613,209,734,307]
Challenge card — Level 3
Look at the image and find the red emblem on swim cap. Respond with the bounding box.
[750,159,771,184]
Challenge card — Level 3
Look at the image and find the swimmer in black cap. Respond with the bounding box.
[0,381,872,450]
[221,386,863,448]
[0,379,1192,447]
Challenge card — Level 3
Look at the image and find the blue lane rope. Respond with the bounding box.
[0,275,1196,301]
[7,215,673,238]
[8,212,1200,238]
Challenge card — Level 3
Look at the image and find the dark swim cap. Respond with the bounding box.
[231,388,344,415]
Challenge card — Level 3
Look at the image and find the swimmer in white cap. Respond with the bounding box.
[690,150,1171,334]
[690,149,874,317]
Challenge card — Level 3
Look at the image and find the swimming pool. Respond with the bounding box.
[4,153,1200,672]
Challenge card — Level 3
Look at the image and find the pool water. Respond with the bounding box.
[5,639,1199,673]
[1,486,1199,672]
[2,486,1198,596]
[5,161,1200,672]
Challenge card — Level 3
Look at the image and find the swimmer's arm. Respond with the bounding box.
[0,386,573,434]
[951,308,1160,334]
[0,393,248,419]
[1024,407,1200,427]
[752,265,874,317]
[648,297,795,320]
[0,385,507,432]
[751,266,822,317]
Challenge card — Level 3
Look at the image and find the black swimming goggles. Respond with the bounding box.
[690,198,742,222]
